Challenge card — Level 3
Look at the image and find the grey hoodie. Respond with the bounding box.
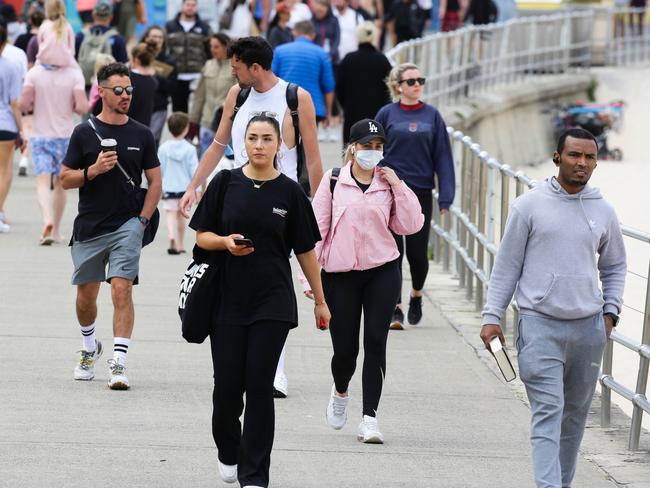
[482,177,626,324]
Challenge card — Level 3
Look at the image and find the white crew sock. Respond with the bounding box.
[80,324,96,352]
[19,156,28,169]
[113,337,131,366]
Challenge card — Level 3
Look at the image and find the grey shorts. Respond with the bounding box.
[71,217,144,285]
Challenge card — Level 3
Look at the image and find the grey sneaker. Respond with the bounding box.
[73,341,103,380]
[107,359,130,390]
[326,385,349,430]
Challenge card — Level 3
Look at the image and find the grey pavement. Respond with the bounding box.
[0,140,627,487]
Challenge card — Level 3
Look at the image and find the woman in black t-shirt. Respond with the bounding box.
[127,41,159,127]
[189,115,331,488]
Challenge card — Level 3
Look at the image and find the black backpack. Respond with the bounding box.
[230,83,307,191]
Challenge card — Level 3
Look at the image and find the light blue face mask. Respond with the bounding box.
[355,150,383,170]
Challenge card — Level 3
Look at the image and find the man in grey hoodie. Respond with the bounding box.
[480,128,626,488]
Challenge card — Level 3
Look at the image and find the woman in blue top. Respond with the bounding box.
[0,24,26,234]
[375,62,456,329]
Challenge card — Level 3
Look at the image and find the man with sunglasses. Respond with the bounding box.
[60,63,162,390]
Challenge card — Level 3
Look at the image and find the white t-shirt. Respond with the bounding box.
[333,7,363,61]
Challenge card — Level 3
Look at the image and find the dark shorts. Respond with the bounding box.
[0,130,17,141]
[71,217,144,285]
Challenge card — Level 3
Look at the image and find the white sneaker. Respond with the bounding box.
[357,415,384,444]
[73,341,103,380]
[273,372,288,398]
[107,359,130,390]
[326,385,349,430]
[218,461,237,483]
[0,221,10,233]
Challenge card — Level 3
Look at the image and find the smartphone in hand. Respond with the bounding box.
[234,237,254,248]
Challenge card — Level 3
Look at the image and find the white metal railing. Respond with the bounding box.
[385,7,650,107]
[430,128,650,451]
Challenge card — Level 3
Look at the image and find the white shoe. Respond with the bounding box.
[107,359,130,390]
[0,221,10,233]
[73,341,103,380]
[326,385,349,430]
[218,461,237,483]
[273,372,288,398]
[357,415,384,444]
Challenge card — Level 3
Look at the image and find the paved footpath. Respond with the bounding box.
[0,141,622,487]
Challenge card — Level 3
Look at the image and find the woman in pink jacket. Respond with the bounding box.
[311,118,424,444]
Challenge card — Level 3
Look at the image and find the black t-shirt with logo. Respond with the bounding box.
[189,167,321,327]
[63,117,160,242]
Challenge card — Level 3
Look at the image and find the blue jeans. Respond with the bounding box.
[517,313,607,488]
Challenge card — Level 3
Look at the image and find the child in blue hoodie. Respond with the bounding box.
[158,112,200,254]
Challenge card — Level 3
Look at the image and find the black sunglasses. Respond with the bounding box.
[102,85,134,96]
[399,77,426,87]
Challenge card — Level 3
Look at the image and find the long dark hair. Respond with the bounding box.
[245,114,281,169]
[140,24,166,53]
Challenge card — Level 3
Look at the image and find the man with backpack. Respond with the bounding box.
[179,36,325,398]
[75,2,128,89]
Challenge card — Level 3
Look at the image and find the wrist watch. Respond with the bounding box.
[604,313,619,327]
[138,215,149,227]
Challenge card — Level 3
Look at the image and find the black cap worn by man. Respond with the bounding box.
[349,118,386,144]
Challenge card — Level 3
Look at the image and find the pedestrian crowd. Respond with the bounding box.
[0,1,629,488]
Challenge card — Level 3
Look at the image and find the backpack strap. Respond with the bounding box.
[230,87,251,122]
[330,167,341,195]
[286,83,304,179]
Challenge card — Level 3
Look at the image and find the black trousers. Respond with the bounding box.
[210,321,290,488]
[171,79,192,113]
[393,191,433,305]
[322,260,400,417]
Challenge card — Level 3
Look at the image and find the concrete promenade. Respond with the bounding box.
[0,140,633,487]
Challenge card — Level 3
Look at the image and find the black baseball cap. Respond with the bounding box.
[349,118,386,144]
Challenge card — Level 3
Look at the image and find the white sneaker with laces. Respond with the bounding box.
[218,461,237,483]
[73,341,103,380]
[326,385,349,430]
[357,415,384,444]
[107,359,130,390]
[273,372,288,398]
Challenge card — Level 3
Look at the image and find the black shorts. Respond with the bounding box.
[0,130,17,141]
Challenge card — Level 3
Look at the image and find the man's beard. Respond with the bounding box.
[115,105,129,115]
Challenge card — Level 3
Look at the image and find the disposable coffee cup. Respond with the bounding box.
[100,139,117,153]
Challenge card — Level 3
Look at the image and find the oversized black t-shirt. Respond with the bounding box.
[189,168,321,328]
[63,117,160,242]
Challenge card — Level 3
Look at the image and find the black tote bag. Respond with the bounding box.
[178,170,231,343]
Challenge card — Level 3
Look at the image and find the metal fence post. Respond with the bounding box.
[601,339,614,428]
[628,258,650,450]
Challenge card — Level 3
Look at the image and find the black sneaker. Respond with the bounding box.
[407,296,423,325]
[390,307,405,330]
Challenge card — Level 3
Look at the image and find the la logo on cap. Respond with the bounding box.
[369,122,378,133]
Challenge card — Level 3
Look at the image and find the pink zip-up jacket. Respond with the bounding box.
[313,162,425,273]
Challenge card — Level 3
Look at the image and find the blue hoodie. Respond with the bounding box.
[158,139,199,194]
[482,177,627,324]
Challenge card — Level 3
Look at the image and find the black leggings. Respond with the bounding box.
[210,321,290,488]
[322,260,400,417]
[394,191,433,305]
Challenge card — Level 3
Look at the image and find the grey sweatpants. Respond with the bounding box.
[517,313,607,488]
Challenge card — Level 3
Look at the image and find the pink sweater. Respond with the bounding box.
[36,19,76,67]
[312,163,425,273]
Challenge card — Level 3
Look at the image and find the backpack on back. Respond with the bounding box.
[78,28,117,85]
